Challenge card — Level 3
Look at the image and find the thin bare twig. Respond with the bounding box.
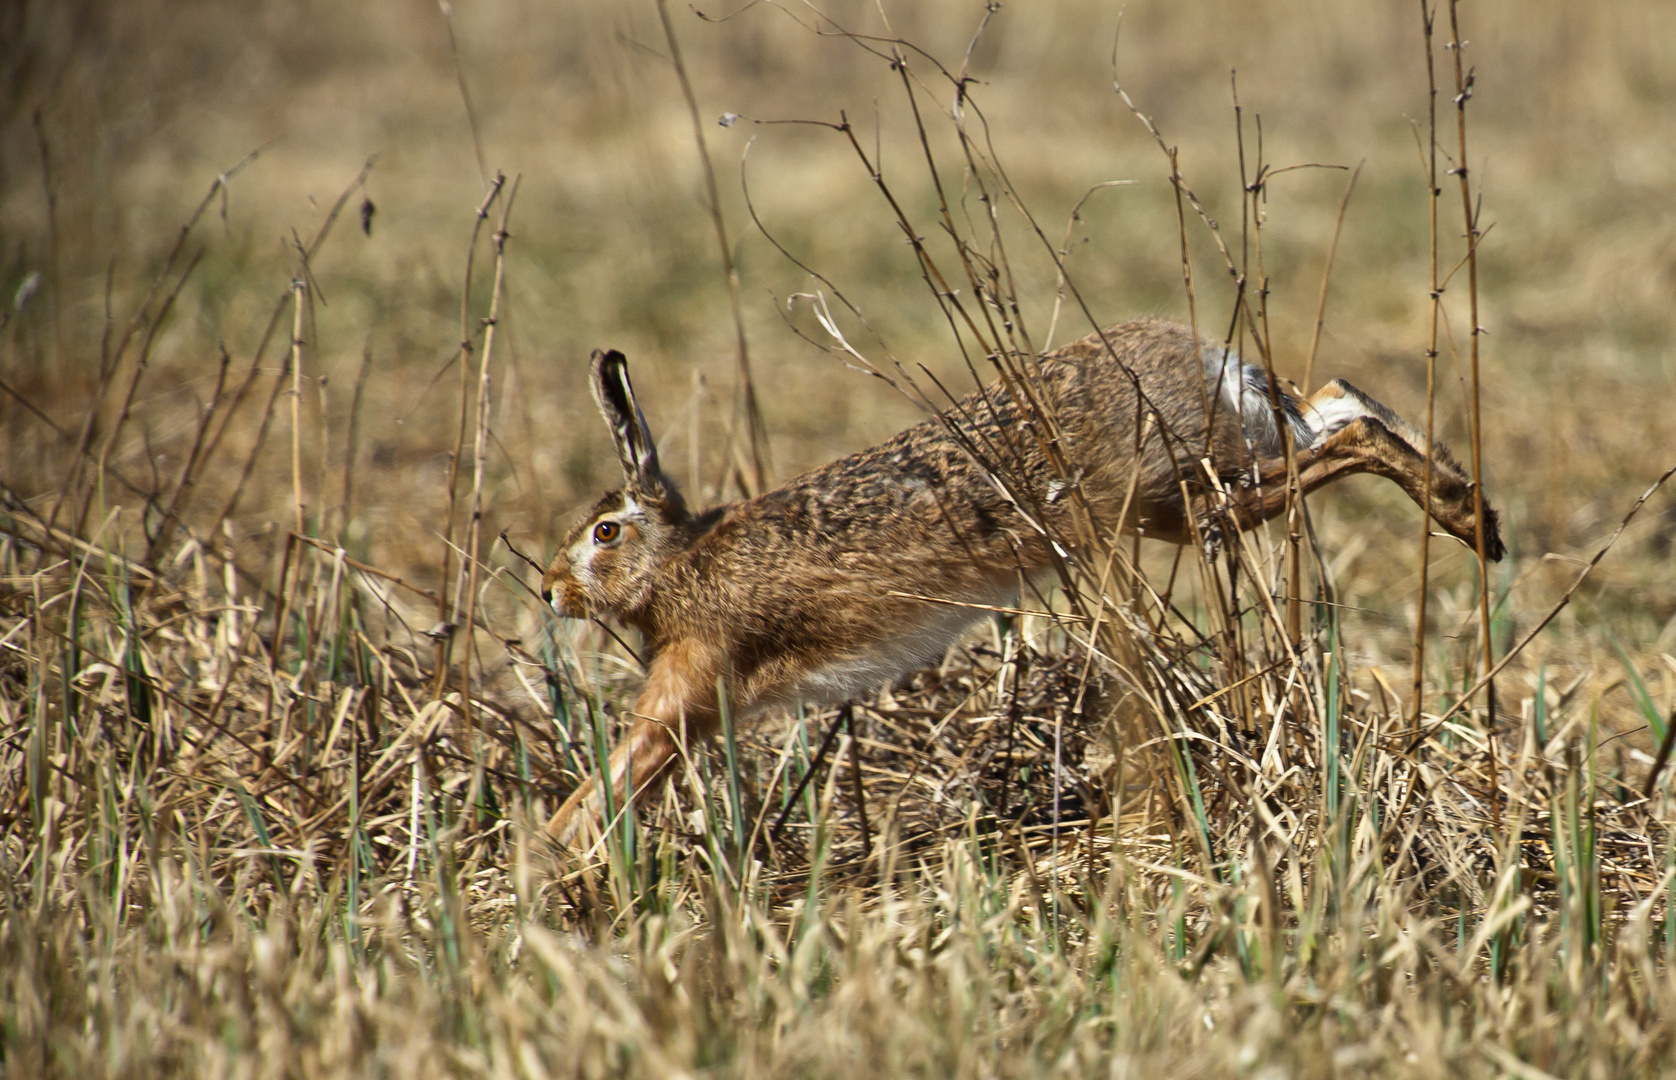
[438,0,488,184]
[1414,457,1676,743]
[1410,1,1443,734]
[1447,0,1501,826]
[458,174,522,736]
[1301,161,1362,394]
[435,175,506,700]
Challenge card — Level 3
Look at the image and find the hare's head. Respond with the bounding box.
[542,350,689,621]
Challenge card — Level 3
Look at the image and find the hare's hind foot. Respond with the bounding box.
[1224,408,1504,561]
[1302,382,1505,561]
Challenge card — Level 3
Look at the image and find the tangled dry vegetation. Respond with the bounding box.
[3,1,1676,1077]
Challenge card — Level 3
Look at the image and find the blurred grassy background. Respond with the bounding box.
[3,0,1675,693]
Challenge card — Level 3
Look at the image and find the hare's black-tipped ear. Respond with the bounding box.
[591,349,677,503]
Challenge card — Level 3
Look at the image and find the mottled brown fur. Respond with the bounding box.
[542,319,1503,846]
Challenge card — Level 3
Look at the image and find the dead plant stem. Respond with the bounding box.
[1410,1,1442,733]
[434,175,505,701]
[458,175,521,738]
[1447,0,1500,827]
[289,281,307,537]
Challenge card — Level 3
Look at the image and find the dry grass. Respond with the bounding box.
[3,0,1676,1076]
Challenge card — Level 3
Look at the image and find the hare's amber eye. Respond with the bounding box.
[592,520,621,544]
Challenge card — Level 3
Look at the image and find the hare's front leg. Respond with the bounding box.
[546,642,722,848]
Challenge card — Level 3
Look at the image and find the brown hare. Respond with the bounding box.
[541,318,1503,845]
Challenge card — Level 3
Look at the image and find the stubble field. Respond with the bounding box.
[2,1,1675,1076]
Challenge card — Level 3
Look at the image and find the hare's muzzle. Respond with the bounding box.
[541,567,590,620]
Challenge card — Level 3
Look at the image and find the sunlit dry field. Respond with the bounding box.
[2,1,1675,1076]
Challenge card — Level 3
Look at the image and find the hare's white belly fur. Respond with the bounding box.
[774,583,1015,712]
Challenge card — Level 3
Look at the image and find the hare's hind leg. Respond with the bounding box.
[1225,381,1504,561]
[546,645,722,848]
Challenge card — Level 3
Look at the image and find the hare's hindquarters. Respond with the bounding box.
[1045,321,1502,561]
